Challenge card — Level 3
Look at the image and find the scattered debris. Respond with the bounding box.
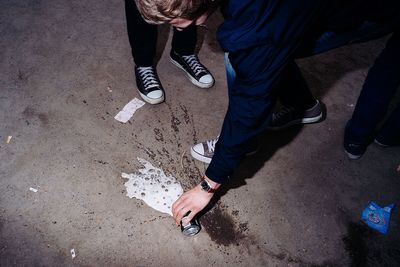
[114,98,145,123]
[70,248,76,259]
[29,187,38,193]
[361,201,395,234]
[347,103,355,107]
[107,86,112,92]
[6,136,12,144]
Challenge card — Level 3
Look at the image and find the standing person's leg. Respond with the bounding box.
[344,30,400,158]
[268,61,322,129]
[125,0,164,104]
[169,26,215,88]
[171,26,197,56]
[125,0,157,66]
[268,19,400,130]
[375,103,400,146]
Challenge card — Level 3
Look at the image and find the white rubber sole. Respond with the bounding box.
[374,139,389,147]
[138,91,165,105]
[169,57,214,89]
[344,149,362,160]
[190,147,212,164]
[268,112,323,130]
[190,146,258,164]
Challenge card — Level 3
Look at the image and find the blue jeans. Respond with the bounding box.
[225,21,400,112]
[224,53,235,90]
[345,29,400,146]
[224,20,400,142]
[207,19,400,183]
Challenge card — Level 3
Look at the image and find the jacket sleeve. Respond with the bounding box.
[205,43,295,184]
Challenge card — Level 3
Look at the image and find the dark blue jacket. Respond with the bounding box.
[205,0,400,184]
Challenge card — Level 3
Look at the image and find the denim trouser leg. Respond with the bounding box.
[225,53,235,89]
[376,103,400,145]
[345,30,400,144]
[227,53,316,110]
[277,61,317,109]
[281,20,400,112]
[208,17,400,182]
[224,53,259,150]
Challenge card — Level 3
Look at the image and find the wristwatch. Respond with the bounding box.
[200,177,217,193]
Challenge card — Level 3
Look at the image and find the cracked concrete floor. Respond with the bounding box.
[1,1,400,266]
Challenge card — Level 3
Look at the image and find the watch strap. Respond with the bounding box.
[200,177,217,193]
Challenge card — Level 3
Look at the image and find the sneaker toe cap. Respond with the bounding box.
[147,89,163,99]
[191,143,205,155]
[199,74,214,85]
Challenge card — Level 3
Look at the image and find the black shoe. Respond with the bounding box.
[135,66,165,104]
[170,50,215,88]
[374,132,400,147]
[374,138,390,147]
[343,141,368,160]
[268,100,323,130]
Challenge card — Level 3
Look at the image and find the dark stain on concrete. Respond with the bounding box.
[343,222,369,267]
[17,69,25,80]
[179,155,201,188]
[22,106,35,118]
[171,115,181,133]
[144,148,156,161]
[37,113,49,125]
[161,147,170,157]
[255,244,338,266]
[200,205,246,246]
[95,160,109,165]
[179,104,190,124]
[22,106,49,126]
[153,128,164,142]
[342,222,400,266]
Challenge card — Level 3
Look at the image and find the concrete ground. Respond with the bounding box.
[1,1,399,266]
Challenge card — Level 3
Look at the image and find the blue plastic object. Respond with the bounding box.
[361,202,395,234]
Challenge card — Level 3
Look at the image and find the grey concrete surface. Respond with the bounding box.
[1,1,399,266]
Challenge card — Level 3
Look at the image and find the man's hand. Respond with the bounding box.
[172,176,220,225]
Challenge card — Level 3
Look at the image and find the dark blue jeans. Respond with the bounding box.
[227,21,400,112]
[345,29,400,146]
[209,18,400,183]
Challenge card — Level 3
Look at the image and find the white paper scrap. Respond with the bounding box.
[6,136,12,144]
[29,187,38,193]
[70,249,76,259]
[114,98,145,123]
[122,158,183,216]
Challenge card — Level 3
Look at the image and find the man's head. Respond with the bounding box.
[134,0,216,27]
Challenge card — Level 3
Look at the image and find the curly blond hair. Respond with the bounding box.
[134,0,215,24]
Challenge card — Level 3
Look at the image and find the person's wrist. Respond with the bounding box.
[200,175,220,193]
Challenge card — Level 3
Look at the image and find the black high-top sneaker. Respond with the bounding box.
[135,66,165,104]
[170,50,215,88]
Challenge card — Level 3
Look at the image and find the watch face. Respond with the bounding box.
[200,180,210,192]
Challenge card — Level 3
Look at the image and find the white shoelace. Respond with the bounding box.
[137,67,160,90]
[182,55,206,76]
[206,136,219,153]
